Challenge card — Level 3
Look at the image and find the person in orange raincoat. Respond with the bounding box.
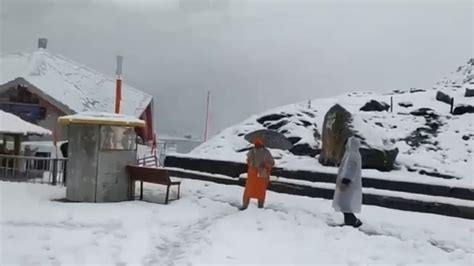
[241,138,275,210]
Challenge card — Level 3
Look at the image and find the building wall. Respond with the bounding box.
[137,102,154,143]
[0,86,67,140]
[33,97,67,141]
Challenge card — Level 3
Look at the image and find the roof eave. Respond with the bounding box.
[0,77,76,115]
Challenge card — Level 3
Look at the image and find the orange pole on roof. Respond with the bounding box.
[115,78,122,113]
[115,55,124,114]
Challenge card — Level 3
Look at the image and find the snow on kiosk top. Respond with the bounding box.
[58,112,145,127]
[0,110,51,136]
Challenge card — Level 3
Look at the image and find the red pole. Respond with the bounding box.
[204,91,210,141]
[115,78,122,113]
[115,55,123,114]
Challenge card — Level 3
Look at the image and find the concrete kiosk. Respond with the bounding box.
[58,112,145,202]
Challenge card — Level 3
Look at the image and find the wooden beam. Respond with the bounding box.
[13,135,21,156]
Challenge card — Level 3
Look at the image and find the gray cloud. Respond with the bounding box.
[1,0,472,139]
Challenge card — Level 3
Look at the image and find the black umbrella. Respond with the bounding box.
[244,129,293,150]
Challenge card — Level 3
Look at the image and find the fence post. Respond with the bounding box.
[63,159,67,185]
[390,96,393,113]
[450,98,454,114]
[52,159,58,186]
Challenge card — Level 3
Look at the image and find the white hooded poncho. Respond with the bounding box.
[332,137,363,213]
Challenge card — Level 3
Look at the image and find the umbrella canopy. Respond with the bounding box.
[244,129,293,150]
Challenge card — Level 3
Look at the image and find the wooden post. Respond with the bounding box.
[13,135,21,176]
[390,96,393,113]
[13,135,21,156]
[52,159,58,186]
[450,98,454,114]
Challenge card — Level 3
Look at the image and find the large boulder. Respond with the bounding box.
[360,100,390,112]
[319,104,399,171]
[319,104,353,166]
[360,147,399,172]
[436,91,452,104]
[453,105,474,115]
[465,88,474,97]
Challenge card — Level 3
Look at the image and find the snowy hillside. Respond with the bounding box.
[191,59,474,187]
[1,181,472,265]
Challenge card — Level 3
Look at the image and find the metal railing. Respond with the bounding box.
[137,155,160,167]
[0,154,68,186]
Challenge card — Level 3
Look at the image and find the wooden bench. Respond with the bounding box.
[126,165,181,204]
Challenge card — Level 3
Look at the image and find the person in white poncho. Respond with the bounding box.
[332,136,363,227]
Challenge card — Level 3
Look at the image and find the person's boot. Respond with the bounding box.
[240,198,250,210]
[343,213,356,226]
[353,219,363,228]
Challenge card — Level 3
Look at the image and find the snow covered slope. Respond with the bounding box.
[1,181,472,265]
[191,59,474,186]
[0,50,152,117]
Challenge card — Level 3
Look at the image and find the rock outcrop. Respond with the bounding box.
[319,104,399,171]
[360,100,390,112]
[436,91,452,105]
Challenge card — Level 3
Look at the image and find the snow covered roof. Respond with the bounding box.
[58,112,145,127]
[0,110,51,135]
[0,49,153,117]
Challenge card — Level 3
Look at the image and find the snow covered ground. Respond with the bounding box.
[1,181,472,265]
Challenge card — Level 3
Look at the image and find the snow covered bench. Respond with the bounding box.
[126,165,181,204]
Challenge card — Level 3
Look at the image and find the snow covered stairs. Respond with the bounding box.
[164,156,474,219]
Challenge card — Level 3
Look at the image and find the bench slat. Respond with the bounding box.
[126,165,173,184]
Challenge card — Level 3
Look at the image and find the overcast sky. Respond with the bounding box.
[0,0,472,139]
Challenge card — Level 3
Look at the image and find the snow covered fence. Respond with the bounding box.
[164,155,474,201]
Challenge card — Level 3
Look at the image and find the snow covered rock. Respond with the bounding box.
[318,104,398,171]
[398,101,413,108]
[255,110,321,157]
[464,88,474,97]
[359,147,399,172]
[452,104,474,115]
[319,104,352,166]
[360,100,390,112]
[435,91,452,105]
